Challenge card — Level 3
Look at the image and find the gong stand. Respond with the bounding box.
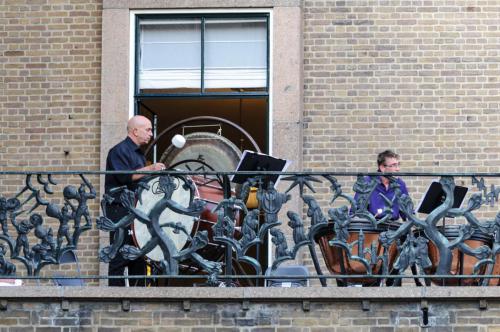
[222,175,235,286]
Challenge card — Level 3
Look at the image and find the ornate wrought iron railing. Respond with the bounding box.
[1,170,500,287]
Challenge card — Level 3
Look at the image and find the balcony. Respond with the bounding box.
[1,169,500,329]
[0,169,498,289]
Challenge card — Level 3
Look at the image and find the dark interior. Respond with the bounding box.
[139,97,268,162]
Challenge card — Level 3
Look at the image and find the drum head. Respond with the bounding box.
[161,132,242,172]
[134,176,197,261]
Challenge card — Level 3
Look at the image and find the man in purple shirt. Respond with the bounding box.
[356,150,409,221]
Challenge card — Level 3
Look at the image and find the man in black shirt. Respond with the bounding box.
[105,115,165,286]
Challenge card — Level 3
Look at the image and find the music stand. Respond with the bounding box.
[231,150,290,187]
[417,181,468,215]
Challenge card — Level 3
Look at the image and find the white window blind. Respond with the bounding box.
[204,19,267,89]
[139,17,267,90]
[140,19,201,89]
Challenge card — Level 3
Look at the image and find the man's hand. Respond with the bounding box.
[149,163,166,171]
[131,163,166,181]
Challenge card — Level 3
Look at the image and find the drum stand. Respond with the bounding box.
[222,175,236,287]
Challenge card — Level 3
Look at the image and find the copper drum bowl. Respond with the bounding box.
[489,248,500,286]
[315,219,401,287]
[424,225,493,286]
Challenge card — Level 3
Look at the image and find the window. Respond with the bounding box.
[134,13,270,156]
[139,18,202,92]
[137,15,269,94]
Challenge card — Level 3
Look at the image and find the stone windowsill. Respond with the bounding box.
[0,286,497,301]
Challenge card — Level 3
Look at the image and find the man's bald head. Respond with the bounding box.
[127,115,150,133]
[127,115,153,146]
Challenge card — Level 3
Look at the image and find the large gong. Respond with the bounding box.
[160,132,242,171]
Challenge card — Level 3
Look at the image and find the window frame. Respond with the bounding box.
[134,13,270,100]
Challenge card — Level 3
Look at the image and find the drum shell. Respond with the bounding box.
[315,219,400,286]
[194,176,243,244]
[420,225,493,286]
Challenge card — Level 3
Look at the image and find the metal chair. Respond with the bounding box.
[53,250,85,286]
[265,265,309,287]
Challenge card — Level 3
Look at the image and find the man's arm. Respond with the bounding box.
[399,179,409,196]
[131,163,166,181]
[398,179,410,220]
[107,145,166,186]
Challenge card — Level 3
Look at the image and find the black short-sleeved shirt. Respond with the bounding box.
[105,136,146,193]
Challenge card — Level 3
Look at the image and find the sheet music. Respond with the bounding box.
[415,180,440,214]
[231,150,291,187]
[416,180,468,215]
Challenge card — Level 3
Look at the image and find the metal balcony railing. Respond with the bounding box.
[1,170,500,287]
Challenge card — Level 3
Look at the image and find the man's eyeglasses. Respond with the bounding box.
[384,163,401,168]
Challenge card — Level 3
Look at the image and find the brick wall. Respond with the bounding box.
[303,0,500,207]
[0,0,103,280]
[2,287,500,331]
[2,0,500,284]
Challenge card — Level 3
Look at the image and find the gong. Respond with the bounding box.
[160,132,242,172]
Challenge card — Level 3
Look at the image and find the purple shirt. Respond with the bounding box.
[355,176,409,220]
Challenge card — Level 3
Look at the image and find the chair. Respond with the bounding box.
[265,265,309,287]
[53,250,85,286]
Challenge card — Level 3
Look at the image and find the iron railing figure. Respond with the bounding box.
[0,170,500,287]
[93,171,500,287]
[0,174,95,277]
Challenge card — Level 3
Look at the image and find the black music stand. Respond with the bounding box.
[417,181,468,215]
[230,151,289,286]
[231,150,290,187]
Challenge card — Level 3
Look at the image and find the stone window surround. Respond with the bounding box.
[100,0,303,280]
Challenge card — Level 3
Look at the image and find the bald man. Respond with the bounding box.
[104,115,165,286]
[105,115,165,190]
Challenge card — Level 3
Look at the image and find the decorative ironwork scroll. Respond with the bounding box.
[93,171,500,287]
[0,174,95,277]
[2,170,500,287]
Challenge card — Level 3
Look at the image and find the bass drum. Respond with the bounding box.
[133,175,198,261]
[132,174,241,262]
